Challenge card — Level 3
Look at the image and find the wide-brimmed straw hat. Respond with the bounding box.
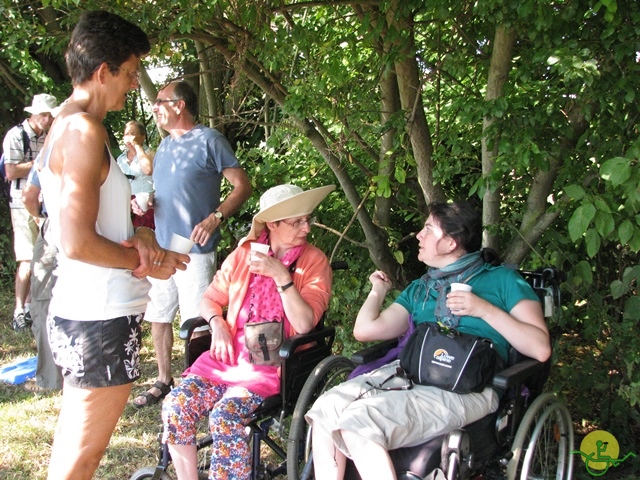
[245,184,335,240]
[24,94,58,115]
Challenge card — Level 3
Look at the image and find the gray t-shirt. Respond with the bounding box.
[152,124,240,253]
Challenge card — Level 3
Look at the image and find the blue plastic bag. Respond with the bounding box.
[0,356,37,384]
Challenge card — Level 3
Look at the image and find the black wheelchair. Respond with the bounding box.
[285,268,575,480]
[130,262,349,480]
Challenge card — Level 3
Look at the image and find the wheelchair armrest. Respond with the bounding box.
[179,316,208,341]
[492,358,545,390]
[280,326,336,360]
[350,339,399,366]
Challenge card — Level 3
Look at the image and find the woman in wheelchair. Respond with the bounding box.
[305,200,552,480]
[161,184,335,479]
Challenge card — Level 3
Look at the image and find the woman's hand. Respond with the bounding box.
[446,291,495,318]
[131,197,144,217]
[368,270,393,296]
[208,316,235,365]
[123,134,138,149]
[130,193,154,217]
[123,227,189,278]
[146,251,190,280]
[248,251,291,285]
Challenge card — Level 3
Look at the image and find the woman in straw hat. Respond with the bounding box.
[162,183,335,479]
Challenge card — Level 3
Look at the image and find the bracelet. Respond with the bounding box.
[207,315,222,325]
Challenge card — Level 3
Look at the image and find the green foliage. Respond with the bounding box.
[2,0,640,450]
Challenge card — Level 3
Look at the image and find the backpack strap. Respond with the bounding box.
[5,124,34,192]
[17,124,32,158]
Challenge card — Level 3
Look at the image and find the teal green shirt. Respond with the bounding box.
[394,265,540,360]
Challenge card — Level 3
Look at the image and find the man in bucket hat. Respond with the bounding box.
[2,92,57,331]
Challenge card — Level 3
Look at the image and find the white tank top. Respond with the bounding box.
[39,137,151,321]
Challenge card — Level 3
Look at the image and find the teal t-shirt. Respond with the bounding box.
[394,265,540,360]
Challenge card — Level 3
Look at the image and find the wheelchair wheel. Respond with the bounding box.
[506,393,574,480]
[287,355,355,480]
[129,466,172,480]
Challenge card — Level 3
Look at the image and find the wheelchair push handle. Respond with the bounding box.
[330,260,348,271]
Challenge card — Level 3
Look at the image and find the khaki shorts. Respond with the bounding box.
[11,208,38,262]
[305,360,499,457]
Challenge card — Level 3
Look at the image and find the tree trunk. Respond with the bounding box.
[192,34,405,284]
[482,25,516,251]
[195,40,220,132]
[375,63,401,226]
[395,51,445,206]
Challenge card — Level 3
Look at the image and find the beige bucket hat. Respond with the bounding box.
[245,184,335,240]
[24,94,58,115]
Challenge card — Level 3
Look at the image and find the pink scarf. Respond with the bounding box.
[241,230,305,333]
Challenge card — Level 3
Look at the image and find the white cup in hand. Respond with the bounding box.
[135,192,150,212]
[169,233,194,254]
[450,282,472,292]
[250,242,270,260]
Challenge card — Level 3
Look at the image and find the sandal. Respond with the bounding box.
[132,378,174,408]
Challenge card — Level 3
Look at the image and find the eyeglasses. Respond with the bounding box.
[280,216,316,229]
[153,98,181,105]
[116,66,141,83]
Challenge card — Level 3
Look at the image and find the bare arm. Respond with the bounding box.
[125,135,154,176]
[446,291,551,362]
[353,270,411,342]
[53,114,185,278]
[191,166,253,246]
[5,161,34,181]
[201,276,235,365]
[22,183,42,218]
[216,167,253,218]
[135,145,154,175]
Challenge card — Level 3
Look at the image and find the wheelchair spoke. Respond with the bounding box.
[508,393,574,480]
[287,355,355,480]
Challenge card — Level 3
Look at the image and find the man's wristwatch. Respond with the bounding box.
[214,210,224,221]
[277,281,295,293]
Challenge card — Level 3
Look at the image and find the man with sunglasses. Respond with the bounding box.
[132,80,252,408]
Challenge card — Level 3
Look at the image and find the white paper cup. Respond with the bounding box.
[135,192,150,212]
[169,233,194,254]
[250,242,270,258]
[450,282,472,292]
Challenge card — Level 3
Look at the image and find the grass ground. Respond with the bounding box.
[0,285,181,479]
[3,279,640,479]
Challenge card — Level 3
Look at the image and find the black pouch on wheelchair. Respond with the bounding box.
[399,323,502,394]
[245,320,284,366]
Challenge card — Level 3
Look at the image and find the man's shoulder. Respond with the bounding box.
[3,122,26,141]
[192,124,225,140]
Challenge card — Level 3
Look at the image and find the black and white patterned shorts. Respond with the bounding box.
[48,314,143,388]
